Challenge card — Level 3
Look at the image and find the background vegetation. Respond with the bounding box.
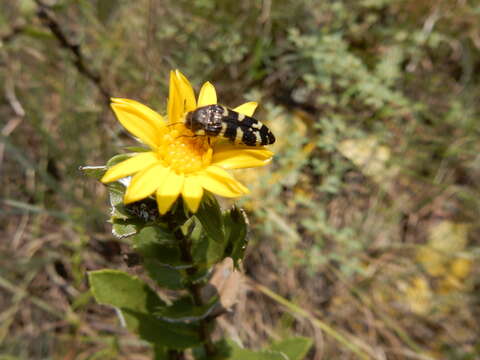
[1,0,479,359]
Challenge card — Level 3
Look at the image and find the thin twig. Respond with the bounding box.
[0,77,24,170]
[34,0,111,104]
[4,76,25,117]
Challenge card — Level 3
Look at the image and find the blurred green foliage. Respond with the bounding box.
[1,0,479,359]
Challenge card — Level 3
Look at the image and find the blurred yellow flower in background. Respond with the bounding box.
[101,70,273,214]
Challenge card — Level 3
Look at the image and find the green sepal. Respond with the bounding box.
[180,216,197,238]
[190,217,228,268]
[123,146,150,153]
[106,153,134,167]
[79,165,106,180]
[88,270,201,349]
[155,296,218,323]
[105,155,135,215]
[107,181,147,238]
[194,192,225,243]
[187,204,249,269]
[105,153,163,236]
[107,181,129,219]
[223,207,249,268]
[269,337,313,360]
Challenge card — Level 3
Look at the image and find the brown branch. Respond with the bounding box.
[34,1,111,104]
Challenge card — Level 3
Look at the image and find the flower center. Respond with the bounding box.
[156,123,212,174]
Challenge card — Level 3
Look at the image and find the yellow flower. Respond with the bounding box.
[101,70,274,214]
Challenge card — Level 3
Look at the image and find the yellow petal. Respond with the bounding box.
[111,98,165,127]
[198,166,249,198]
[197,174,244,198]
[182,176,204,213]
[168,70,183,124]
[205,166,249,194]
[175,70,197,113]
[197,82,217,107]
[111,103,160,149]
[233,101,258,117]
[156,170,185,214]
[124,163,168,204]
[212,146,273,169]
[101,152,159,183]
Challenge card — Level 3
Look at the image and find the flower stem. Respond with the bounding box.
[189,281,217,357]
[168,217,217,357]
[167,349,185,360]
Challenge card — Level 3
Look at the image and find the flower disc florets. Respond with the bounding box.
[157,124,212,174]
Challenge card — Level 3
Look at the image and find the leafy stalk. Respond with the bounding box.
[168,210,217,358]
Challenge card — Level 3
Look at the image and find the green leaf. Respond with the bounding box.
[190,217,228,267]
[133,225,176,248]
[88,270,165,312]
[121,309,201,349]
[180,216,197,238]
[89,270,201,349]
[108,181,129,220]
[195,192,225,243]
[110,194,162,239]
[112,218,142,239]
[108,182,125,206]
[153,345,168,360]
[224,207,249,268]
[270,337,313,360]
[144,258,183,290]
[224,349,286,360]
[133,226,184,266]
[109,193,146,239]
[79,165,106,180]
[155,296,218,322]
[194,340,286,360]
